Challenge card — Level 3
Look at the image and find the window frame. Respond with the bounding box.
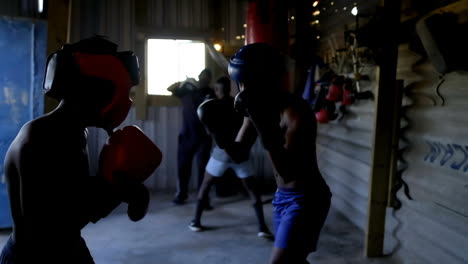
[133,30,209,120]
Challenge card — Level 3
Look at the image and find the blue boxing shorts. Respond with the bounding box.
[272,187,331,253]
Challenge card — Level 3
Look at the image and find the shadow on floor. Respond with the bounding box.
[0,193,402,264]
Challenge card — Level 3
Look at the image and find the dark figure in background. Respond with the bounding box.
[0,37,153,264]
[168,69,215,205]
[190,77,272,238]
[229,43,332,264]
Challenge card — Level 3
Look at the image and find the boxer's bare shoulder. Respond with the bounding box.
[279,96,317,151]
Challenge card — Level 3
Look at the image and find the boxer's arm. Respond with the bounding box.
[233,90,298,181]
[234,117,255,143]
[16,143,117,233]
[224,117,257,163]
[247,107,300,184]
[281,107,302,151]
[82,176,122,225]
[168,82,193,98]
[167,82,182,96]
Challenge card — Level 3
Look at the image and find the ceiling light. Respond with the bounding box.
[213,43,222,51]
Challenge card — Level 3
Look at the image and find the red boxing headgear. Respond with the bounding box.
[43,36,140,129]
[74,53,133,128]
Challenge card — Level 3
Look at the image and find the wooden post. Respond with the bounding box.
[44,0,72,113]
[365,0,401,257]
[293,0,315,95]
[134,36,148,120]
[387,80,404,207]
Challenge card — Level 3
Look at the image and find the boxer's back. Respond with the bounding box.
[4,114,93,262]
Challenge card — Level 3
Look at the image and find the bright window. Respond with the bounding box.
[38,0,44,13]
[147,39,206,95]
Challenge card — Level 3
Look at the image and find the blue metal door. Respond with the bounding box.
[0,17,47,228]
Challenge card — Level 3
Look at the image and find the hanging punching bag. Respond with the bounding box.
[246,0,288,52]
[245,0,289,91]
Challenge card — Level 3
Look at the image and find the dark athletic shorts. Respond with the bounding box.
[0,235,94,264]
[272,187,331,253]
[0,236,16,264]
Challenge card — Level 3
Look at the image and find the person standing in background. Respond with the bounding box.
[168,69,215,205]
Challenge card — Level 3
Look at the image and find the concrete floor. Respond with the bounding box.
[0,193,401,264]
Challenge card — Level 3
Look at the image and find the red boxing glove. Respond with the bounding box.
[326,84,343,102]
[99,126,162,184]
[342,89,354,106]
[342,79,354,106]
[315,108,329,124]
[326,76,344,102]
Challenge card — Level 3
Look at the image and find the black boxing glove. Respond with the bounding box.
[234,90,284,152]
[234,91,249,117]
[198,99,242,149]
[127,184,150,222]
[110,172,150,222]
[197,99,218,127]
[197,99,228,147]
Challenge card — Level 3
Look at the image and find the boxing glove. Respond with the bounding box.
[326,76,344,102]
[342,89,354,106]
[315,108,329,123]
[326,84,342,102]
[197,99,223,130]
[108,171,151,222]
[197,98,243,149]
[316,100,338,123]
[342,79,355,106]
[127,183,150,222]
[99,125,162,185]
[234,91,250,117]
[234,90,278,119]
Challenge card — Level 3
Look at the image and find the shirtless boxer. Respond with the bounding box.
[228,43,332,264]
[0,37,161,264]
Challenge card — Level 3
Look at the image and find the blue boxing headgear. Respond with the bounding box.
[228,43,285,85]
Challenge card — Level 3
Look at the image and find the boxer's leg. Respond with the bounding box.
[175,134,196,204]
[189,158,227,231]
[234,160,272,237]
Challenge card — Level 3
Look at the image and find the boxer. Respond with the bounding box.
[0,36,161,264]
[229,43,332,264]
[190,77,272,238]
